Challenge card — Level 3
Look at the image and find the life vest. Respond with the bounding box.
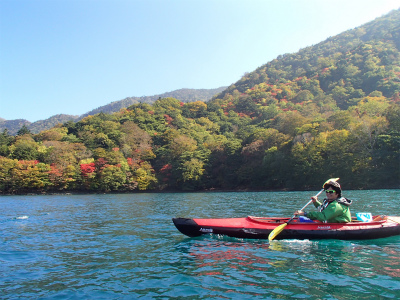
[318,197,352,212]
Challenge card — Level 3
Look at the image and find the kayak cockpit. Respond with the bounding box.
[246,215,391,225]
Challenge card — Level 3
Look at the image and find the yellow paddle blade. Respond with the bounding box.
[268,223,288,241]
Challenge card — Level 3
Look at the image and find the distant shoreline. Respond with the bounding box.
[1,186,398,196]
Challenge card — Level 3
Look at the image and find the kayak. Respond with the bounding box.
[172,215,400,240]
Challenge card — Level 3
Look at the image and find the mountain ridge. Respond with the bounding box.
[0,87,227,135]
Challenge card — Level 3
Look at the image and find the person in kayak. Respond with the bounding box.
[295,180,352,223]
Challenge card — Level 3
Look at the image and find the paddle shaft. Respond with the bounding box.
[300,188,325,211]
[286,188,325,224]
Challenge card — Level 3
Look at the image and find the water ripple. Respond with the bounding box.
[1,191,400,299]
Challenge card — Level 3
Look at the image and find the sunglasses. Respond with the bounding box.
[325,190,336,194]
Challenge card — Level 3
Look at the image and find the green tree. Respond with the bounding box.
[17,124,31,136]
[133,163,158,191]
[98,164,126,192]
[291,129,354,188]
[180,158,204,182]
[11,160,50,191]
[0,129,14,156]
[0,156,17,193]
[273,111,309,136]
[35,127,68,142]
[182,101,208,118]
[10,135,39,160]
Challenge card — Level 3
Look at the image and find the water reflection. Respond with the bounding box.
[175,235,400,298]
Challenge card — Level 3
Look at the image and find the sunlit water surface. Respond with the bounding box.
[1,190,400,299]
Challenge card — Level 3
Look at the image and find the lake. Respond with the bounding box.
[1,190,400,299]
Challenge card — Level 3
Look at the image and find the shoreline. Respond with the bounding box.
[1,186,399,196]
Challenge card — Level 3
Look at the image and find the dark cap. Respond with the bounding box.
[323,180,342,196]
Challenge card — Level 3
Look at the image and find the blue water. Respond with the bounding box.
[1,190,400,299]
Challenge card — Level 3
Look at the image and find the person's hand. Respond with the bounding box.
[294,210,304,216]
[311,196,318,203]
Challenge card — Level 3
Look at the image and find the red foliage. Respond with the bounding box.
[160,164,172,173]
[49,164,63,177]
[127,157,143,168]
[17,160,39,169]
[80,163,95,176]
[96,158,108,170]
[321,68,329,74]
[164,114,173,124]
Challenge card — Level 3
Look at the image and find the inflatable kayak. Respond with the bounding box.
[172,215,400,240]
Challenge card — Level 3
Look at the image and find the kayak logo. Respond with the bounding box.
[317,226,331,230]
[200,228,213,233]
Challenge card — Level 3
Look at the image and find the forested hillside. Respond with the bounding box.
[1,10,399,194]
[0,87,226,135]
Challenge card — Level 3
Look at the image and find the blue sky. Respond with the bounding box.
[1,0,399,122]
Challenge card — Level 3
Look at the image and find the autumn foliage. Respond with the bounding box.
[0,10,399,193]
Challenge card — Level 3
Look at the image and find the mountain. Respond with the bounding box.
[28,114,81,134]
[0,115,79,136]
[212,9,400,107]
[79,87,226,119]
[0,119,32,136]
[0,87,227,135]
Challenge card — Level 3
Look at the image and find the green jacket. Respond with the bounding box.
[306,197,352,223]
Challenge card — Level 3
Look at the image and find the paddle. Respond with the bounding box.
[268,178,340,241]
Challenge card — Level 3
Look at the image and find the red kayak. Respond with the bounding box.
[172,216,400,240]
